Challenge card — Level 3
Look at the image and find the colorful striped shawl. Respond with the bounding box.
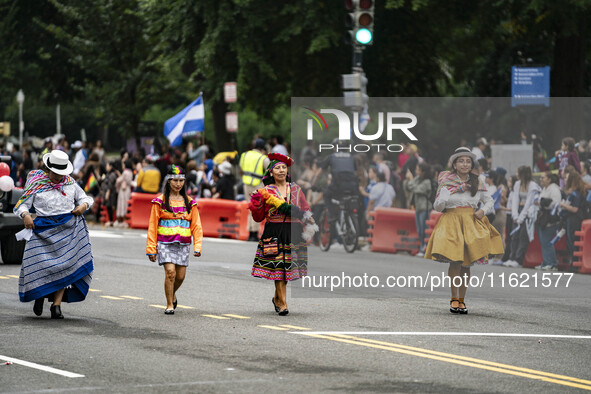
[435,171,486,200]
[13,170,76,213]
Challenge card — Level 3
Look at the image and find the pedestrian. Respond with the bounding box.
[14,150,94,319]
[101,160,119,226]
[555,137,581,188]
[366,171,396,219]
[560,165,586,267]
[503,166,541,268]
[240,139,269,240]
[424,147,504,314]
[135,155,161,193]
[405,162,433,256]
[534,172,561,270]
[249,153,316,316]
[115,160,134,227]
[146,165,203,315]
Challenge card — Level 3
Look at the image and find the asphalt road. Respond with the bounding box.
[1,225,590,393]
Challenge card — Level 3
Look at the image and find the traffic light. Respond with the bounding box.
[345,0,374,46]
[342,73,368,108]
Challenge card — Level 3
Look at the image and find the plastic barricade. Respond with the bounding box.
[423,210,443,246]
[522,230,568,268]
[125,192,159,229]
[367,207,420,254]
[100,205,115,224]
[573,219,591,274]
[197,199,249,240]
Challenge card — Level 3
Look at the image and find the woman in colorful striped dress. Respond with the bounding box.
[14,150,94,319]
[249,153,316,316]
[146,165,203,315]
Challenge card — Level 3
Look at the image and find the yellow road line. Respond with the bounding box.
[88,289,101,292]
[222,314,251,319]
[0,276,9,279]
[119,295,143,300]
[149,304,166,309]
[6,275,19,278]
[100,296,124,300]
[202,314,230,319]
[176,305,195,310]
[279,325,310,330]
[301,334,591,391]
[258,325,289,331]
[333,335,591,386]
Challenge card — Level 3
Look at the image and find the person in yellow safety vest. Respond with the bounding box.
[240,138,270,241]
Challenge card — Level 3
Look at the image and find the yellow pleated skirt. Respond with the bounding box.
[425,207,504,267]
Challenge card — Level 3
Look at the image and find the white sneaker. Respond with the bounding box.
[541,265,558,271]
[503,260,520,268]
[534,265,543,270]
[416,252,424,257]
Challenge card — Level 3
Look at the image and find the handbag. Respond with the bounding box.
[262,237,279,257]
[261,212,287,257]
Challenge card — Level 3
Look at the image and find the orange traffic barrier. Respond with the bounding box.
[100,205,115,224]
[522,229,569,268]
[423,210,443,246]
[573,219,591,274]
[197,198,250,240]
[125,192,159,229]
[367,207,420,254]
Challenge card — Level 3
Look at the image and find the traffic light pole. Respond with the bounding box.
[352,45,363,73]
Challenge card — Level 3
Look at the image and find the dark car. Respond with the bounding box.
[0,155,26,264]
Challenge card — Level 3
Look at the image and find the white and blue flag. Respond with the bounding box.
[164,95,204,147]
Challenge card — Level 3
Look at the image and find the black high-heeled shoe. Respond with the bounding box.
[33,298,44,316]
[450,299,459,314]
[272,297,280,313]
[278,308,289,316]
[458,301,468,314]
[50,305,64,319]
[173,298,178,310]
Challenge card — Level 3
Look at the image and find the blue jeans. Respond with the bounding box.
[537,224,558,268]
[415,210,429,251]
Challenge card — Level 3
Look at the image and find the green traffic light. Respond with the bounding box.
[356,28,372,44]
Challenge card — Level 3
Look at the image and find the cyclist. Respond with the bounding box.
[319,140,360,224]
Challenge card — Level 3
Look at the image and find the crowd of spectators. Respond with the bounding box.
[3,132,591,270]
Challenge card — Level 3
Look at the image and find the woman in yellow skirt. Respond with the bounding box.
[425,147,504,314]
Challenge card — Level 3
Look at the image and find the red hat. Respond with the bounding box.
[268,153,294,167]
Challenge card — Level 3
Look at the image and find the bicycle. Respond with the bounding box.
[318,195,359,253]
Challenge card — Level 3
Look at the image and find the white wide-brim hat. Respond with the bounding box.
[449,147,477,164]
[43,150,73,175]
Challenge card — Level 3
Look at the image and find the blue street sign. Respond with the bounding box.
[511,66,550,107]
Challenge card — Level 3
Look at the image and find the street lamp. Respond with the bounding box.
[16,89,24,148]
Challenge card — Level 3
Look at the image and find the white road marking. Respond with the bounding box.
[0,355,84,378]
[88,231,123,239]
[290,331,591,339]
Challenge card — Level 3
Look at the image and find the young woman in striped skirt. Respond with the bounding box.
[14,150,94,319]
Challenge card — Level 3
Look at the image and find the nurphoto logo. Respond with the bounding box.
[303,107,418,152]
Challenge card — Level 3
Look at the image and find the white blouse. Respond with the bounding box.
[433,188,494,215]
[16,184,94,218]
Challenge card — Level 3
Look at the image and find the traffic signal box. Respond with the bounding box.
[345,0,375,46]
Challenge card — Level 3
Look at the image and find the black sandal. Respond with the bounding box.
[272,297,280,313]
[173,298,178,310]
[164,309,174,315]
[450,299,459,314]
[458,301,468,314]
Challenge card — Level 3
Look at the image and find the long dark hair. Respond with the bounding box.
[163,166,191,214]
[452,156,478,196]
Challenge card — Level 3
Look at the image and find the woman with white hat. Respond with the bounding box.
[13,150,94,319]
[425,147,504,314]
